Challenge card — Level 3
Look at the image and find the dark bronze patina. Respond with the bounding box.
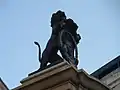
[29,10,81,75]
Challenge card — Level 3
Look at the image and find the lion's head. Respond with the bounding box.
[51,10,66,27]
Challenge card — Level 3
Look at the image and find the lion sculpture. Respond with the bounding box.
[34,10,81,70]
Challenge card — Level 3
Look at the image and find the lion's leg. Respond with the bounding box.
[40,49,49,69]
[49,53,63,64]
[40,59,47,70]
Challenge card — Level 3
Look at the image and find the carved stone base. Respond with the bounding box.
[12,61,111,90]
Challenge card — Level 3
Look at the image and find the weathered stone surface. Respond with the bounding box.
[0,78,8,90]
[100,67,120,90]
[12,61,111,90]
[91,55,120,90]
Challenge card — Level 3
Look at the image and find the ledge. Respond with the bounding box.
[12,61,111,90]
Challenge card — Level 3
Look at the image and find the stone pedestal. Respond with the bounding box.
[12,61,111,90]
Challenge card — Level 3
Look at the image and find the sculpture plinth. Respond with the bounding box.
[12,61,110,90]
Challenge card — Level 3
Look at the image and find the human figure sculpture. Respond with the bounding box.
[59,18,81,66]
[34,10,81,70]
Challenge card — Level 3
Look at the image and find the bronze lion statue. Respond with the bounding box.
[34,10,81,70]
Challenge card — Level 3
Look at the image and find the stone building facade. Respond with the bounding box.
[91,55,120,90]
[0,78,8,90]
[13,61,110,90]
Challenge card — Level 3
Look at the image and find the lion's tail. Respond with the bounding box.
[34,41,41,63]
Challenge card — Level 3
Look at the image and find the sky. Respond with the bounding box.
[0,0,120,89]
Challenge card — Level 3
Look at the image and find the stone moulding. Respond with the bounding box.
[12,61,111,90]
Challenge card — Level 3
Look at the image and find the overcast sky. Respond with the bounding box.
[0,0,120,89]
